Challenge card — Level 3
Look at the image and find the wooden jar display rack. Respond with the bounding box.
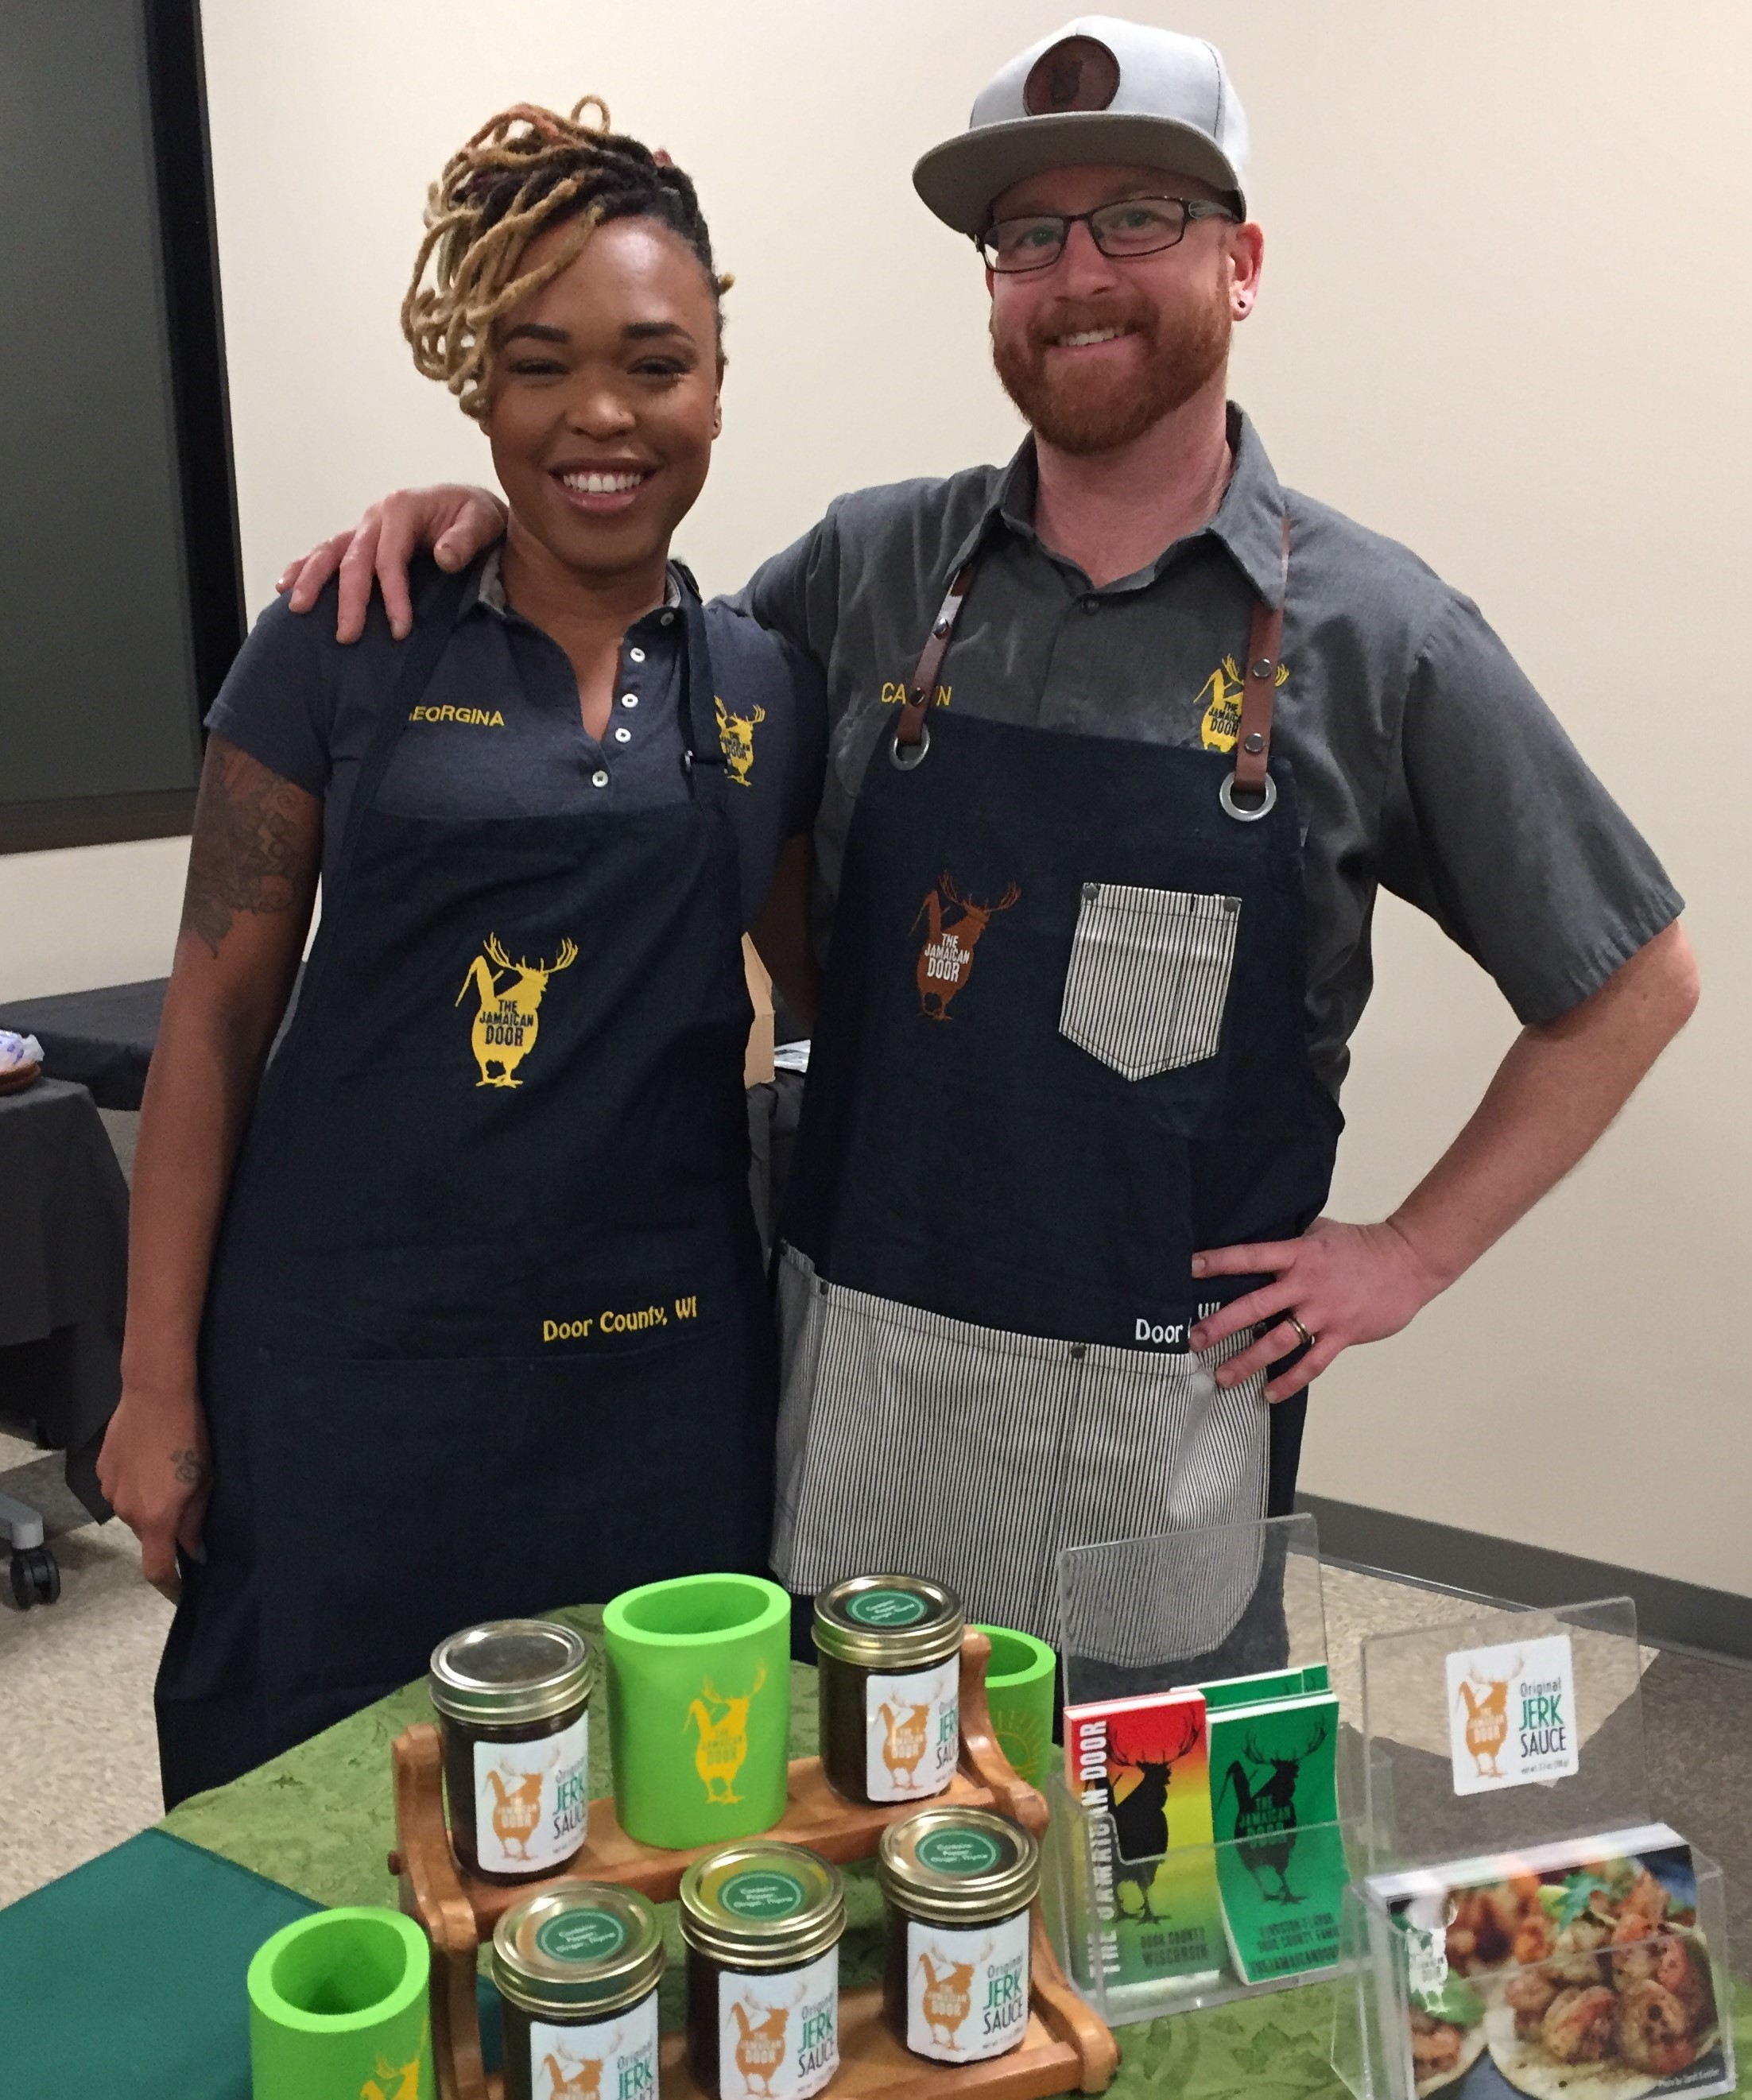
[390,1629,1118,2100]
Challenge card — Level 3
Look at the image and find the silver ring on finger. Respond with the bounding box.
[1288,1314,1317,1350]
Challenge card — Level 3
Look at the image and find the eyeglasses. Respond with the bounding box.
[975,196,1240,273]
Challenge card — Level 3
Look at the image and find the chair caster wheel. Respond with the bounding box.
[10,1544,60,1608]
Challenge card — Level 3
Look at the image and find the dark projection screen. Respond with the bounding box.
[0,0,241,854]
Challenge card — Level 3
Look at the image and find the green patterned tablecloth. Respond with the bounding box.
[159,1605,1752,2098]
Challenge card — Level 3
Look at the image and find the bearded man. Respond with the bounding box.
[283,19,1696,1670]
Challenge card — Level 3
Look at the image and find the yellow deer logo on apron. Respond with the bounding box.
[715,695,766,785]
[1198,653,1289,753]
[685,1661,768,1802]
[455,933,577,1087]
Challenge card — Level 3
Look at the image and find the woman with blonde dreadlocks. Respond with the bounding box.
[102,101,825,1804]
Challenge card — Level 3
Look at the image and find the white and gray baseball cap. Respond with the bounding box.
[913,16,1250,234]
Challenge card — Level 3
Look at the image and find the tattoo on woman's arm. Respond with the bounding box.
[170,1448,205,1486]
[181,738,316,956]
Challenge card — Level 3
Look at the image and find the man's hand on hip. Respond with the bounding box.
[1188,1218,1440,1403]
[1188,920,1700,1406]
[277,485,507,642]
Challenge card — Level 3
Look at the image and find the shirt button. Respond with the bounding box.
[619,692,639,709]
[660,611,674,626]
[628,647,646,664]
[1081,595,1100,614]
[591,769,609,788]
[614,726,631,744]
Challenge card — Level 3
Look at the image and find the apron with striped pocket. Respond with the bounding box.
[773,527,1341,1655]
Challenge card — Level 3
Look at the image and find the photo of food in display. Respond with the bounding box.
[1385,1835,1727,2100]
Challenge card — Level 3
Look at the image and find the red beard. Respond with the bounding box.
[990,282,1231,455]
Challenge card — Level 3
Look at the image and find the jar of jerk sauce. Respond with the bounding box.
[812,1575,964,1806]
[429,1619,591,1881]
[878,1807,1040,2064]
[679,1841,845,2100]
[493,1882,664,2100]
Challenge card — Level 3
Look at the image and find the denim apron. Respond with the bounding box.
[156,571,773,1803]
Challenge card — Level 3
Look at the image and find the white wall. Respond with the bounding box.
[0,839,189,1001]
[15,2,1748,1593]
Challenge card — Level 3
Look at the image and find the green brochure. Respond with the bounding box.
[1207,1691,1347,1984]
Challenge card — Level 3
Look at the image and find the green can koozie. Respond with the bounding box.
[603,1571,791,1847]
[976,1623,1057,1788]
[247,1906,432,2099]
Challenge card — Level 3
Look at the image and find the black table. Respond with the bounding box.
[0,1077,127,1522]
[0,976,167,1110]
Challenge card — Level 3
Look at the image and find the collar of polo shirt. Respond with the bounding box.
[470,546,684,618]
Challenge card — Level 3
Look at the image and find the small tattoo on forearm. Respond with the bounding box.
[180,738,316,956]
[170,1447,205,1486]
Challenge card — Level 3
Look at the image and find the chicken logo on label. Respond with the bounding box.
[686,1661,767,1802]
[537,2049,602,2100]
[455,932,577,1087]
[912,871,1021,1019]
[877,1702,932,1790]
[917,1949,978,2048]
[1198,653,1289,753]
[728,1999,789,2096]
[1455,1655,1519,1781]
[715,695,765,785]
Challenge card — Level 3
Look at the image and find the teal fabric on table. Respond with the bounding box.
[0,1829,315,2099]
[0,1827,502,2097]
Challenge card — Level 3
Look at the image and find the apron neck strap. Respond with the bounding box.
[895,561,979,752]
[896,508,1293,791]
[1229,513,1291,807]
[677,570,723,773]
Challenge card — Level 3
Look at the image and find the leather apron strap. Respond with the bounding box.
[893,513,1293,816]
[1227,513,1292,813]
[893,563,977,760]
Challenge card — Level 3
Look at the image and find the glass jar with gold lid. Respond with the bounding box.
[428,1618,592,1881]
[679,1841,845,2100]
[812,1574,964,1806]
[492,1882,664,2100]
[878,1807,1039,2063]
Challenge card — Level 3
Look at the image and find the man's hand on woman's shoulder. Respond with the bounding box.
[277,485,507,643]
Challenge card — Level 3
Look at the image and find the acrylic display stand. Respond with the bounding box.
[390,1629,1118,2100]
[1041,1515,1361,2026]
[1330,1596,1736,2100]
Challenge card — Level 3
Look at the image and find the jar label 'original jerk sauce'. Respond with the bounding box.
[878,1809,1040,2067]
[474,1715,587,1876]
[813,1576,963,1807]
[429,1619,593,1881]
[716,1943,838,2100]
[905,1905,1029,2062]
[492,1884,665,2100]
[680,1846,845,2100]
[530,1987,657,2100]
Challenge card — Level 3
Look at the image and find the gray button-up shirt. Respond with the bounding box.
[731,407,1680,1092]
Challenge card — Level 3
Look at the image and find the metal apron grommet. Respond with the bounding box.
[890,720,931,771]
[1219,771,1277,823]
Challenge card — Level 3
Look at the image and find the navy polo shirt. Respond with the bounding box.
[207,552,827,926]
